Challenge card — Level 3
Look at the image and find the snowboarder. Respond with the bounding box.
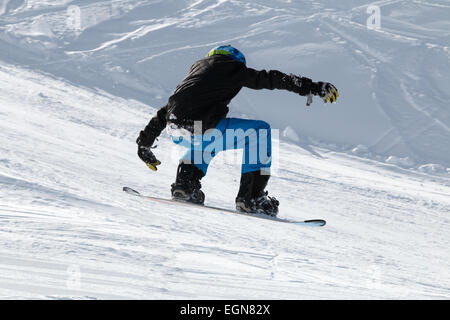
[136,45,338,216]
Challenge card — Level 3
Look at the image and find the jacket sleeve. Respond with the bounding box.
[136,105,168,147]
[242,68,316,96]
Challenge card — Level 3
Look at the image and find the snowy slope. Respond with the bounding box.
[1,63,449,299]
[0,0,450,299]
[0,0,449,167]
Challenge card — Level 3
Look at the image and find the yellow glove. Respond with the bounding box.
[317,82,339,103]
[137,146,161,171]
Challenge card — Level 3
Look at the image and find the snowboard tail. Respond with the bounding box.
[123,187,326,227]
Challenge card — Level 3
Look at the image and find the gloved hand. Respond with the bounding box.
[137,145,161,171]
[313,82,339,103]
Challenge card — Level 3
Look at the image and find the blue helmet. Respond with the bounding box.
[207,45,246,65]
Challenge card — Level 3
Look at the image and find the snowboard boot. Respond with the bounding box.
[235,171,279,217]
[171,162,205,204]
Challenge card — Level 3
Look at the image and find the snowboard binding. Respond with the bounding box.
[235,170,279,217]
[171,162,205,205]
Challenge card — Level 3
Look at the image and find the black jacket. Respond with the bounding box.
[138,55,317,147]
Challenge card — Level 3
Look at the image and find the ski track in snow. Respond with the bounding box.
[0,64,449,299]
[0,0,449,299]
[0,0,449,166]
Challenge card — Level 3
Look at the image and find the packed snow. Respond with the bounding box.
[0,0,449,299]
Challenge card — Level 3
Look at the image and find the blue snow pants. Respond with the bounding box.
[172,118,272,175]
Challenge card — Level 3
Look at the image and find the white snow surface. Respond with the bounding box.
[0,0,449,299]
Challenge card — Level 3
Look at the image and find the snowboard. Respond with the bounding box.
[123,187,326,227]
